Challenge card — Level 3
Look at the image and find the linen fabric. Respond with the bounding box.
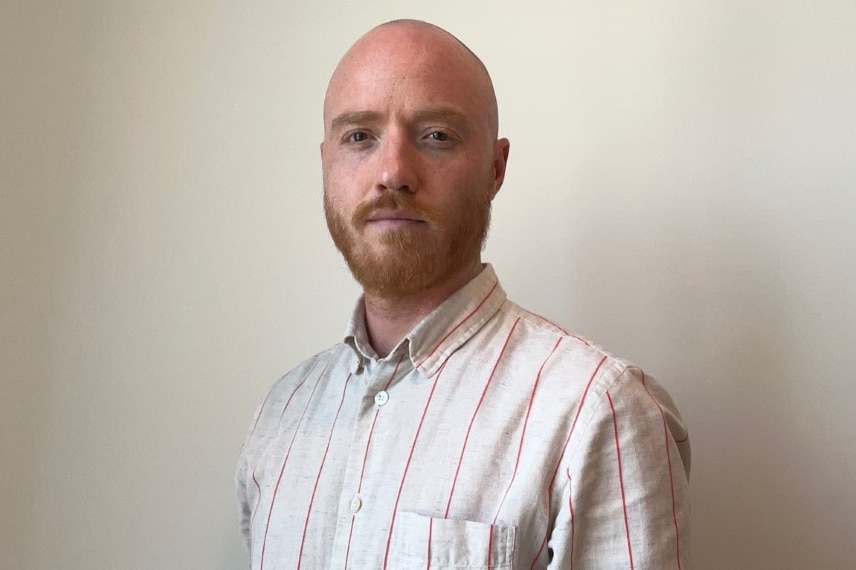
[236,264,691,569]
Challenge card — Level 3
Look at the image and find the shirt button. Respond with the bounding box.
[350,496,362,513]
[374,390,389,406]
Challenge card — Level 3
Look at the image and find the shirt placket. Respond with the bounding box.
[331,350,410,568]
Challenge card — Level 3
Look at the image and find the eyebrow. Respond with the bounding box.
[412,107,470,127]
[328,107,471,134]
[329,111,382,134]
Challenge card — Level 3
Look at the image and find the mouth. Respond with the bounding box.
[365,210,427,228]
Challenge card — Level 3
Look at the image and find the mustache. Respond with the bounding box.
[352,193,439,227]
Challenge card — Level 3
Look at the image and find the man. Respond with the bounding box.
[236,19,690,569]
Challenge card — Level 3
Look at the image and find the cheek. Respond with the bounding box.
[327,188,361,222]
[324,155,372,196]
[324,190,349,217]
[443,162,493,196]
[445,152,493,182]
[323,170,357,206]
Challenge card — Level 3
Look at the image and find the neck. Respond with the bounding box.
[362,260,483,357]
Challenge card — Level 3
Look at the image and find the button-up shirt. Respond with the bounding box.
[236,264,691,569]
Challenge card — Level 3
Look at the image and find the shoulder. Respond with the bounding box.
[245,342,354,434]
[496,298,686,439]
[273,343,351,388]
[557,356,690,476]
[496,298,624,383]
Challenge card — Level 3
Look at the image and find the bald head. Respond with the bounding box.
[323,19,500,140]
[320,19,511,301]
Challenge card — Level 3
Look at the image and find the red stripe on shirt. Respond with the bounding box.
[636,368,683,570]
[416,279,499,369]
[566,468,576,570]
[517,306,572,337]
[260,362,331,570]
[426,517,433,570]
[382,360,447,570]
[343,353,405,569]
[278,359,324,422]
[487,524,493,569]
[529,354,608,569]
[251,388,275,434]
[343,409,383,569]
[607,391,635,570]
[444,317,521,518]
[250,471,262,529]
[251,361,326,533]
[296,373,352,569]
[492,337,563,523]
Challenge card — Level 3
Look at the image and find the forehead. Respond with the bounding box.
[324,27,491,127]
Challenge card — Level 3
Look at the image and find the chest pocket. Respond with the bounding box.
[388,511,517,569]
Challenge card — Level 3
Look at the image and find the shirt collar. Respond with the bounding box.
[343,264,507,378]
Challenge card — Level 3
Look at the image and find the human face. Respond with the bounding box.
[321,23,509,298]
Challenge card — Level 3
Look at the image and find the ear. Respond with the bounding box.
[489,138,511,199]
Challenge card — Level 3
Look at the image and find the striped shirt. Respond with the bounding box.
[236,264,691,569]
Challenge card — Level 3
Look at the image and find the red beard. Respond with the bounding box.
[324,187,491,297]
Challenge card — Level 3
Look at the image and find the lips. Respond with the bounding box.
[365,209,426,224]
[351,195,436,228]
[362,210,428,233]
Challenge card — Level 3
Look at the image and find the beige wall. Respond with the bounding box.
[2,1,854,568]
[2,3,93,566]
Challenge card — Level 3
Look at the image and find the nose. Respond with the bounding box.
[375,132,418,194]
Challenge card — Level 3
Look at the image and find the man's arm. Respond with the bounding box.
[548,366,691,569]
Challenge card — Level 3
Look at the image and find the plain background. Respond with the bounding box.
[2,1,855,568]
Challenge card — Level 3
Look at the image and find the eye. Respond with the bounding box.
[346,131,370,143]
[428,131,450,142]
